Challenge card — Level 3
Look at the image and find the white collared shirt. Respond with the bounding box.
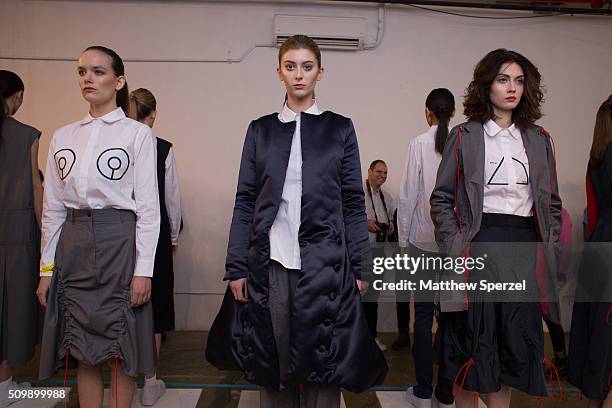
[398,125,441,252]
[41,108,160,277]
[161,144,182,245]
[482,119,533,217]
[269,102,321,270]
[364,181,396,243]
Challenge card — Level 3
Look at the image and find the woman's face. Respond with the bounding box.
[277,48,323,102]
[77,50,124,107]
[489,61,524,116]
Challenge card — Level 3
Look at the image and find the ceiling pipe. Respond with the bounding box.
[332,0,612,15]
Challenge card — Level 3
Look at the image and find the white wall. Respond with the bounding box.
[1,0,610,330]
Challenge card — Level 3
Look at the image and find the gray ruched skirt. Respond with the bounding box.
[39,208,156,379]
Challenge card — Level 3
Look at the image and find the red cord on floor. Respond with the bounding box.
[543,356,563,402]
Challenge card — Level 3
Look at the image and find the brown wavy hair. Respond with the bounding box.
[464,49,544,129]
[589,94,612,168]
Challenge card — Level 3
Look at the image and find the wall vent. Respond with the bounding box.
[274,15,367,51]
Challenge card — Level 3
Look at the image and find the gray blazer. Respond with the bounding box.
[430,121,562,310]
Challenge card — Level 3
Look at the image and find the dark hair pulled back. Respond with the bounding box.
[426,88,455,154]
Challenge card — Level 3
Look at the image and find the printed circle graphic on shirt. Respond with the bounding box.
[96,148,130,181]
[54,149,76,180]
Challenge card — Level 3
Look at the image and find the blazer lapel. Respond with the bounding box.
[461,122,485,226]
[522,126,546,195]
[462,122,485,188]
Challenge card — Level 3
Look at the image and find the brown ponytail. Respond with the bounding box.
[129,88,157,122]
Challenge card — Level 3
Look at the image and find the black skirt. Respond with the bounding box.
[437,214,547,396]
[151,214,175,333]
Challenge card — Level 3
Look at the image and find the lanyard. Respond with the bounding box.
[366,179,389,223]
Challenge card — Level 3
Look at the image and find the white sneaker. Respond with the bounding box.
[0,381,32,408]
[405,387,432,408]
[141,379,166,406]
[432,392,453,408]
[374,338,387,351]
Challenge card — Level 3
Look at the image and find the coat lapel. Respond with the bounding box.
[521,126,546,195]
[462,122,485,188]
[461,122,485,225]
[522,126,549,241]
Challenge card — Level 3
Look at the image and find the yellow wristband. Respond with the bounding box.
[40,263,56,273]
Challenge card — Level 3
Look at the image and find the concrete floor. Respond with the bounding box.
[13,331,591,407]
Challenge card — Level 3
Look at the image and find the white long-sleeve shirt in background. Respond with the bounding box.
[398,125,441,252]
[163,146,181,245]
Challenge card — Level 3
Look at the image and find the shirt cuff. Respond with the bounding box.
[134,258,154,277]
[40,262,55,277]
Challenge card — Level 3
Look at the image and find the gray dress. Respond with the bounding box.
[0,117,41,364]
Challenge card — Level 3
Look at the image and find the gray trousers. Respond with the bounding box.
[260,261,341,408]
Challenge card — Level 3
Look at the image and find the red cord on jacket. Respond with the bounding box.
[452,357,475,397]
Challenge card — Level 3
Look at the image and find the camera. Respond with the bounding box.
[375,222,389,242]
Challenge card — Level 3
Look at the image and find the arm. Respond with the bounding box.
[364,184,380,234]
[385,191,396,235]
[132,127,161,278]
[341,120,368,281]
[40,136,67,273]
[130,127,160,307]
[224,121,257,282]
[398,140,421,247]
[430,126,462,248]
[37,135,67,307]
[164,147,182,246]
[30,137,43,228]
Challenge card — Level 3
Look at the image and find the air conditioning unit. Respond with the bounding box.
[274,15,367,51]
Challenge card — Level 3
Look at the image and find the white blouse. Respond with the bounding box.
[482,120,533,217]
[398,125,441,252]
[40,108,160,277]
[269,102,321,270]
[161,145,182,245]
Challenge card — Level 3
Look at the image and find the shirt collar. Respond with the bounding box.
[80,107,126,125]
[278,101,321,123]
[483,119,520,140]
